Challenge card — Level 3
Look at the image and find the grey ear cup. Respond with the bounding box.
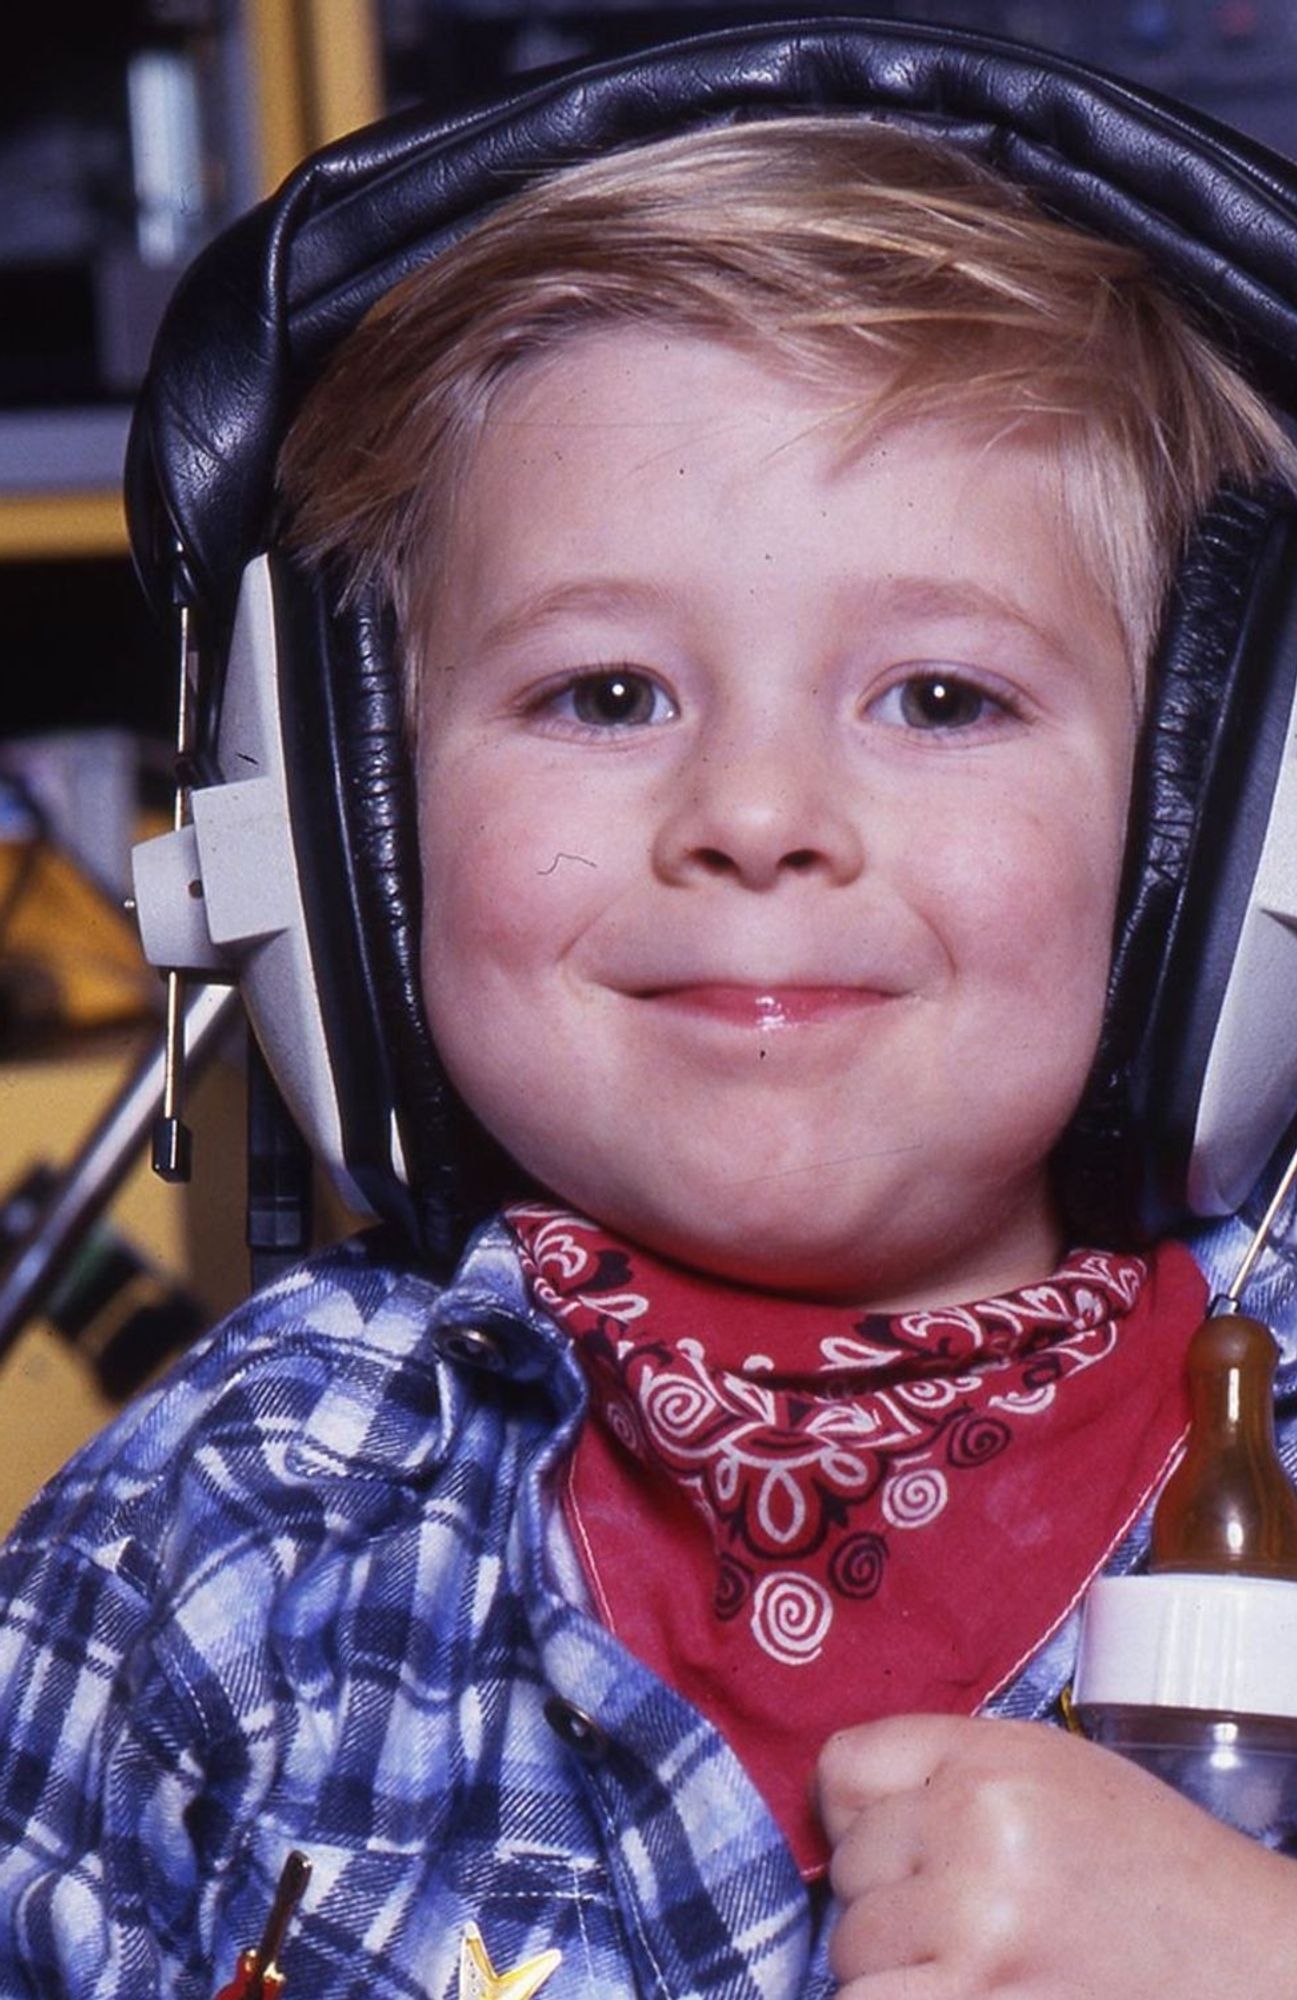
[1190,693,1297,1219]
[131,549,511,1260]
[132,557,366,1207]
[124,19,1297,1255]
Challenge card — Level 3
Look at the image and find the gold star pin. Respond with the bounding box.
[457,1922,561,2000]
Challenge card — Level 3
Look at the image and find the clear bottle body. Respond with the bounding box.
[1075,1310,1297,1849]
[1080,1703,1297,1851]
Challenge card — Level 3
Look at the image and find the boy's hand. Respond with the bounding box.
[818,1713,1297,1997]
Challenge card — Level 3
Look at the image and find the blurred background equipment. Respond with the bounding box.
[0,1,379,1524]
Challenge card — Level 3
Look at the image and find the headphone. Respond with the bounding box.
[124,15,1297,1269]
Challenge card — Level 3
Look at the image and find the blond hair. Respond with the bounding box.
[278,116,1295,683]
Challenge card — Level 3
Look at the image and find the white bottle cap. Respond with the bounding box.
[1074,1573,1297,1718]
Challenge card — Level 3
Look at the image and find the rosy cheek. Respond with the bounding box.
[931,808,1122,984]
[422,797,612,972]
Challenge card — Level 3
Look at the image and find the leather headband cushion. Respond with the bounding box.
[127,19,1297,628]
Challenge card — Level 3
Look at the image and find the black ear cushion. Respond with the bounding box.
[1061,485,1296,1242]
[1134,493,1297,1223]
[277,561,515,1259]
[264,558,410,1224]
[329,577,519,1258]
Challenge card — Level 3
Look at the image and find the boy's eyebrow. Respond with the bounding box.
[465,572,1101,673]
[860,575,1085,663]
[471,579,673,657]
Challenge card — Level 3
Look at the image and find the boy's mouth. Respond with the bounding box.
[633,983,897,1028]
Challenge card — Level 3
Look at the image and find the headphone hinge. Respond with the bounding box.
[152,563,203,1183]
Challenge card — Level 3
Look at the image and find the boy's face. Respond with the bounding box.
[416,330,1139,1306]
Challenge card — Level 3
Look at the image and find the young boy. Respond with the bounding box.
[1,113,1296,1999]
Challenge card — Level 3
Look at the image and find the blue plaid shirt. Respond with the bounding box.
[0,1213,1295,1999]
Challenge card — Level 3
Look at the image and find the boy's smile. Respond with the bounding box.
[416,330,1139,1306]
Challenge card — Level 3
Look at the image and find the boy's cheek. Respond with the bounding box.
[937,786,1127,950]
[419,784,616,955]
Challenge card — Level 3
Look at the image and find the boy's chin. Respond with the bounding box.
[535,1185,1064,1314]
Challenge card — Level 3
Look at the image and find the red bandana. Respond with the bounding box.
[507,1202,1206,1875]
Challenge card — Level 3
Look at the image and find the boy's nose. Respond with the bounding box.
[651,739,866,891]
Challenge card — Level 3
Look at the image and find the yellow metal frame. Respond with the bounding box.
[0,490,128,562]
[245,0,384,191]
[246,0,313,189]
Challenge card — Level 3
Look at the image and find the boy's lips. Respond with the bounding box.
[631,982,900,1028]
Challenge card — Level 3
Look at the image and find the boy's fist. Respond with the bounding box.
[817,1713,1297,1997]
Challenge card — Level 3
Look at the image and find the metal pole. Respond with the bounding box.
[0,982,239,1361]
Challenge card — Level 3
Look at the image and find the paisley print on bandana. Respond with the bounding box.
[507,1202,1206,1874]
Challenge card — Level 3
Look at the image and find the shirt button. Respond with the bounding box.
[434,1323,506,1371]
[544,1696,610,1760]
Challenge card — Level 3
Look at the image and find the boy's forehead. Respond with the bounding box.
[477,327,849,470]
[467,323,1084,528]
[424,324,1131,712]
[466,332,894,548]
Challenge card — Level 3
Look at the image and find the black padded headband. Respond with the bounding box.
[126,15,1297,626]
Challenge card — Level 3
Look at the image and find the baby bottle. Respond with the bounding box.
[1072,1306,1297,1850]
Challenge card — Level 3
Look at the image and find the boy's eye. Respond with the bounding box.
[549,669,677,730]
[871,672,1010,733]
